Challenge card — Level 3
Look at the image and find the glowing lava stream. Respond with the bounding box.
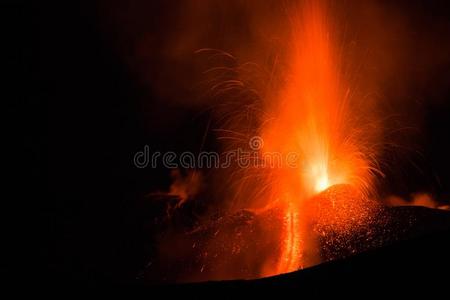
[260,1,376,275]
[276,202,302,274]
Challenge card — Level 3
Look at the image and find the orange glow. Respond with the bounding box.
[257,1,380,275]
[158,0,384,281]
[276,202,302,274]
[314,169,330,193]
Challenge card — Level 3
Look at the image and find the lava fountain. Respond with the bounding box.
[256,1,382,275]
[144,0,385,282]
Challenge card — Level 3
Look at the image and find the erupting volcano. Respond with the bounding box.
[143,0,383,281]
[136,0,450,283]
[258,1,381,275]
[36,0,450,288]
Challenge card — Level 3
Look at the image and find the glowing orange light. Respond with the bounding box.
[315,174,330,193]
[258,1,378,275]
[189,0,381,281]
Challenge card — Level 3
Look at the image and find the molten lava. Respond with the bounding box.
[257,1,380,275]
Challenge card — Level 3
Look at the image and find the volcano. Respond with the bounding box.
[140,184,450,283]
